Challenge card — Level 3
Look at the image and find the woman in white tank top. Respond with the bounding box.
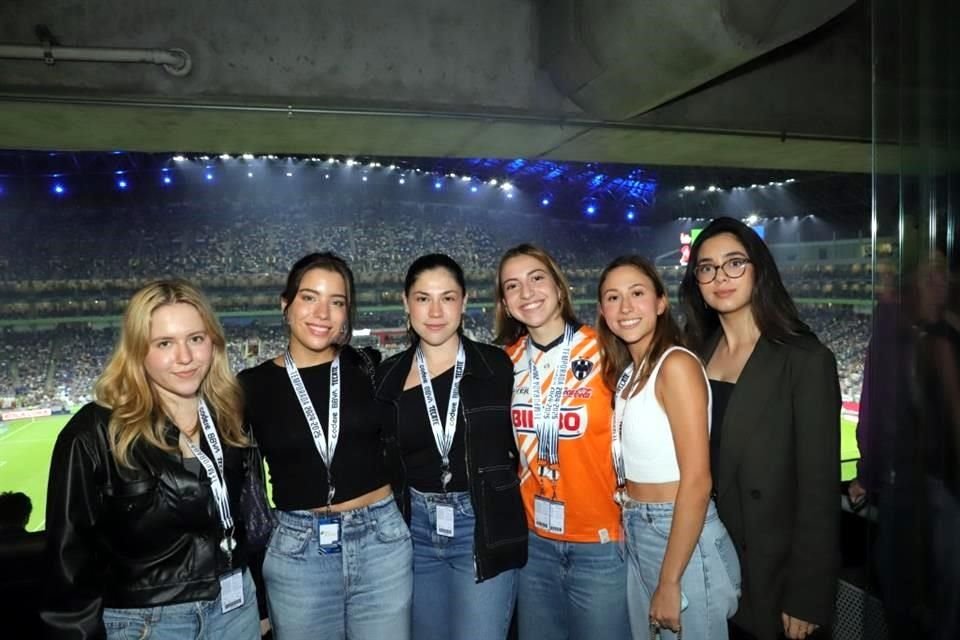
[597,255,741,639]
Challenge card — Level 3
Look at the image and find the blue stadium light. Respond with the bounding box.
[162,175,173,185]
[53,183,66,195]
[506,192,514,199]
[398,177,406,185]
[625,206,637,222]
[433,180,443,190]
[362,175,368,182]
[541,198,550,206]
[117,178,128,190]
[586,205,596,215]
[469,185,478,193]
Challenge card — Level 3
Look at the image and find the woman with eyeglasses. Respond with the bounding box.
[679,217,841,640]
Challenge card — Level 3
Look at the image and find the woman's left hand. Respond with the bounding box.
[782,612,819,639]
[649,581,682,633]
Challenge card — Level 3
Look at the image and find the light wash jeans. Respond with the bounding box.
[517,530,629,640]
[409,488,517,640]
[263,494,413,640]
[622,499,741,640]
[102,568,259,640]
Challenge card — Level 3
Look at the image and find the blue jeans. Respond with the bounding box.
[263,495,413,640]
[517,530,629,640]
[622,499,741,640]
[410,488,517,640]
[103,568,259,640]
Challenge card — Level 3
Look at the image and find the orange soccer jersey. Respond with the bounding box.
[506,325,621,543]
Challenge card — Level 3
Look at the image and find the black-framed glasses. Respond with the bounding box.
[694,257,752,284]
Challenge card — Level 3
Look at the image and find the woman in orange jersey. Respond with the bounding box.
[495,244,629,640]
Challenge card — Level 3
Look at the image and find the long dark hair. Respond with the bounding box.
[281,252,357,347]
[493,243,578,346]
[597,256,685,399]
[403,253,467,343]
[679,217,810,351]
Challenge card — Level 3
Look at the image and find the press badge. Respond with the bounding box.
[219,569,244,614]
[317,515,342,551]
[534,496,565,534]
[436,503,455,538]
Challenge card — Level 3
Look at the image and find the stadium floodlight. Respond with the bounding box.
[117,179,128,190]
[469,185,478,193]
[52,183,66,195]
[241,153,255,161]
[345,158,356,167]
[500,182,513,191]
[266,154,278,160]
[747,214,759,224]
[362,175,368,182]
[247,172,254,178]
[541,198,551,206]
[199,155,210,161]
[205,172,214,181]
[488,178,498,186]
[433,180,443,190]
[172,155,187,162]
[506,192,514,199]
[285,171,294,177]
[707,185,718,192]
[162,176,172,185]
[682,185,696,192]
[219,154,231,160]
[785,178,796,183]
[461,176,472,182]
[399,177,406,185]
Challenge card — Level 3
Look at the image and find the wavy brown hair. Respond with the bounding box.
[95,279,247,467]
[596,256,686,401]
[493,243,578,345]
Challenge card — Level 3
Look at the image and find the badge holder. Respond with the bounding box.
[317,485,342,553]
[534,465,564,534]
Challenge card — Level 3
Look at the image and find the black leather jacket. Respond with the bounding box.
[376,337,528,581]
[42,402,251,640]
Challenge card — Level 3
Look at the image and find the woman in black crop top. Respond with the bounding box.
[238,252,412,640]
[375,254,527,640]
[680,218,841,640]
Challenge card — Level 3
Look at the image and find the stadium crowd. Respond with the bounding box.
[1,306,870,410]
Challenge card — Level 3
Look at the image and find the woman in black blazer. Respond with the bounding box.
[679,217,841,640]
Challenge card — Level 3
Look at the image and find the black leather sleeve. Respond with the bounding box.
[41,409,107,640]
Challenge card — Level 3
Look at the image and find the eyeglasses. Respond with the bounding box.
[694,257,751,284]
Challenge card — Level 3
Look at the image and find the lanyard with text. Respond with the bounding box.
[526,324,574,488]
[284,351,341,507]
[611,364,634,505]
[182,399,236,563]
[416,341,466,492]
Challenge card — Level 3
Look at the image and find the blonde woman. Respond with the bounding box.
[43,280,260,640]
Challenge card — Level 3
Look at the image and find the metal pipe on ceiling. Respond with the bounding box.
[0,44,191,76]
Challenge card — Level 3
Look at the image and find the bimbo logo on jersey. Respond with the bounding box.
[512,403,588,439]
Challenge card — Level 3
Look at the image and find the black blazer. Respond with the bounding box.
[705,332,841,640]
[375,337,528,582]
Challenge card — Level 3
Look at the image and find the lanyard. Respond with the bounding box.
[611,365,634,494]
[182,399,233,532]
[284,351,341,506]
[526,324,574,470]
[415,341,466,491]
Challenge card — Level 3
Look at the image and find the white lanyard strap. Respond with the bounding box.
[284,351,341,505]
[526,324,574,468]
[416,342,466,489]
[183,399,233,531]
[611,365,634,491]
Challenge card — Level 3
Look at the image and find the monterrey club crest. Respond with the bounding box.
[570,358,593,380]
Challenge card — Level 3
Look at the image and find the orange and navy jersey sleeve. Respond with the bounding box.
[507,325,621,543]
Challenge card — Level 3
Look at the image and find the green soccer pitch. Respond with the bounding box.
[0,412,861,533]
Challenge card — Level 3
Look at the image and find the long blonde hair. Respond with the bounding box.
[95,279,247,467]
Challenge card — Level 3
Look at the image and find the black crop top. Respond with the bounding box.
[239,356,389,510]
[397,367,469,493]
[709,379,735,478]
